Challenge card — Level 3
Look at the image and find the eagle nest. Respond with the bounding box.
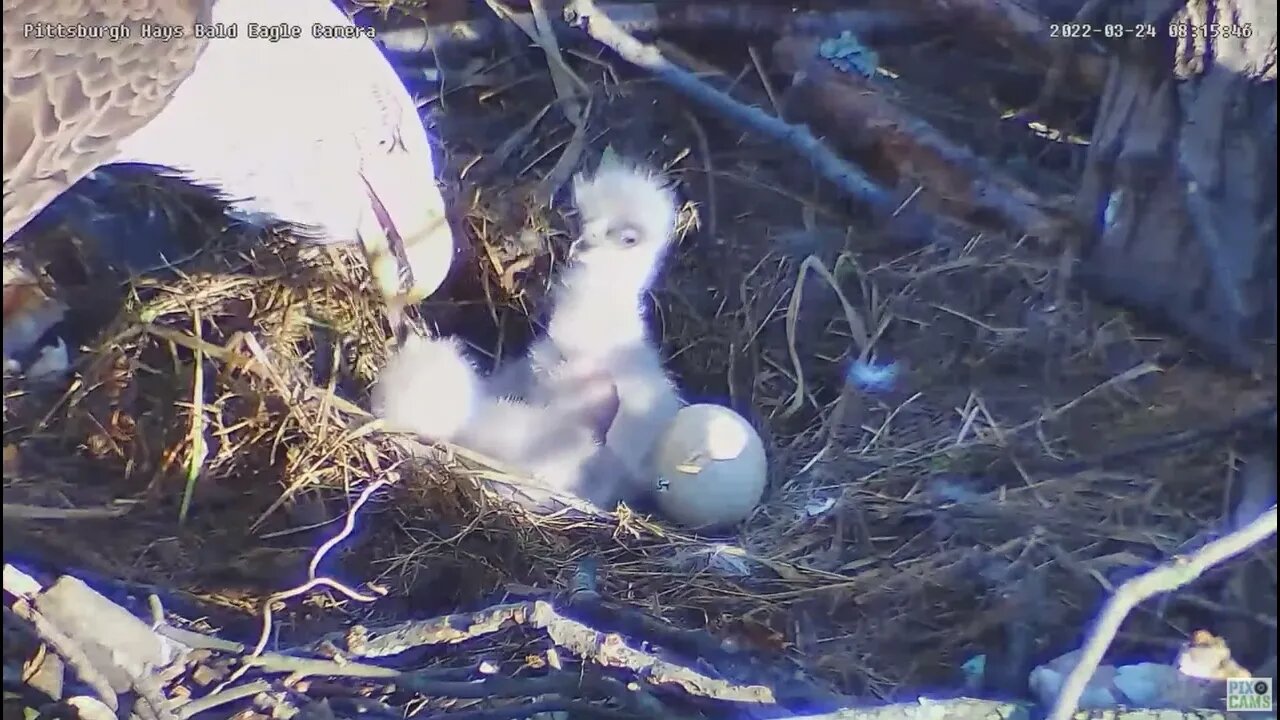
[3,25,1275,710]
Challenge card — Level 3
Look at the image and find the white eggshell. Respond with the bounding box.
[652,404,767,529]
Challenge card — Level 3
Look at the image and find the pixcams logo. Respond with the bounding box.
[1227,678,1273,712]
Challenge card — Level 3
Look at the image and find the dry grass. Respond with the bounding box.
[3,15,1275,703]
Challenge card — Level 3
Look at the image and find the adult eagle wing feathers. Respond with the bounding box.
[2,0,212,242]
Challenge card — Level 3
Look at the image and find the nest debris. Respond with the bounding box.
[3,1,1276,718]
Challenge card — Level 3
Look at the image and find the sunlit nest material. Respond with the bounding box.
[2,8,1275,702]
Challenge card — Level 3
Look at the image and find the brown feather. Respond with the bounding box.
[2,0,213,241]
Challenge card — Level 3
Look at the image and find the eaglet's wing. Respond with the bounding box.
[2,0,212,242]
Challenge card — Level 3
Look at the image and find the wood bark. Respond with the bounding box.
[1074,0,1277,368]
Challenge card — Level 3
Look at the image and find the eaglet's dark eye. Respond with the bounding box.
[615,226,641,247]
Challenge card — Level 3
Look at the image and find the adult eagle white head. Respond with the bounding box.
[2,0,456,371]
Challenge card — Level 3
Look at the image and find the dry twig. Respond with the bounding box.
[1048,505,1279,720]
[335,601,775,704]
[562,0,936,242]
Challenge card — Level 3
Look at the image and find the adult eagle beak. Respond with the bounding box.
[356,133,456,332]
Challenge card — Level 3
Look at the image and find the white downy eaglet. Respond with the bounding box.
[374,334,638,510]
[490,158,684,501]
